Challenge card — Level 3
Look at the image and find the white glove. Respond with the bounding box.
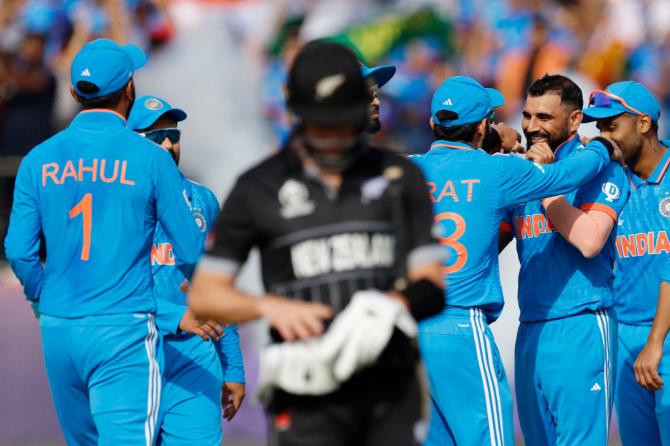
[333,289,417,381]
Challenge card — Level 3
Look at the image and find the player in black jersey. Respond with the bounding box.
[189,40,445,446]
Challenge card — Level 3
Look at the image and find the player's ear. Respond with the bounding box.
[638,114,652,134]
[125,80,135,101]
[429,116,435,130]
[568,109,583,134]
[477,117,487,135]
[69,86,80,102]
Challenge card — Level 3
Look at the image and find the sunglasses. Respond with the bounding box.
[140,128,181,144]
[588,90,644,116]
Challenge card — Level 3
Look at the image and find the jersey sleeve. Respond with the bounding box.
[575,162,630,222]
[400,160,445,270]
[4,156,44,301]
[215,324,245,383]
[152,149,201,266]
[496,139,610,209]
[199,176,258,277]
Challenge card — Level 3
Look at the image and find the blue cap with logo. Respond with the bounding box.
[71,39,146,99]
[360,63,396,88]
[431,76,505,127]
[583,80,661,123]
[128,95,187,130]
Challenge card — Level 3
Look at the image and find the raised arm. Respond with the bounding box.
[497,138,614,209]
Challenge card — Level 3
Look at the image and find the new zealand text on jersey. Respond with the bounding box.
[41,159,135,186]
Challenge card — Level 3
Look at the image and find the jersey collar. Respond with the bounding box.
[625,140,670,188]
[644,140,670,184]
[71,109,127,129]
[553,133,581,161]
[429,140,477,152]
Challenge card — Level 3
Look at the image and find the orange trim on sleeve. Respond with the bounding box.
[580,203,618,222]
[500,221,513,233]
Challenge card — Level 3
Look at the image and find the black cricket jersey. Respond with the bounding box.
[200,141,443,322]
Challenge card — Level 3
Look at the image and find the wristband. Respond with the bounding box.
[403,279,444,321]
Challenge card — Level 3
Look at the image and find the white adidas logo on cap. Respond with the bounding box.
[80,68,91,77]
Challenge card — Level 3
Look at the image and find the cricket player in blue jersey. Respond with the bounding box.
[3,39,202,445]
[498,75,628,445]
[584,81,670,445]
[633,257,670,445]
[128,95,245,445]
[410,75,617,446]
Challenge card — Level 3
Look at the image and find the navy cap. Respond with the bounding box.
[431,76,504,127]
[583,81,661,123]
[71,39,146,99]
[127,95,187,130]
[361,63,396,88]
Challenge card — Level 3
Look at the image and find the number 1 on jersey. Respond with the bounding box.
[69,193,92,261]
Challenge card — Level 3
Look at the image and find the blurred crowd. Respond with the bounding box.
[258,0,670,152]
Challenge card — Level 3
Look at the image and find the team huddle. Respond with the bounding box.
[3,36,670,446]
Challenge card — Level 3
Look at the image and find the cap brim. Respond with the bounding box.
[582,107,624,123]
[366,65,396,88]
[131,108,188,130]
[122,44,147,70]
[290,102,368,126]
[166,108,187,123]
[486,88,505,108]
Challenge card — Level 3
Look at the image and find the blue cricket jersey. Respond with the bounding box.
[4,110,201,318]
[411,138,610,322]
[502,135,630,322]
[152,177,244,383]
[614,141,670,325]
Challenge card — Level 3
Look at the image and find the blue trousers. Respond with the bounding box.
[157,333,223,446]
[616,322,670,446]
[40,313,162,446]
[419,308,513,446]
[515,309,615,446]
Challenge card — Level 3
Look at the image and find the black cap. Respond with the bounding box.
[287,40,371,126]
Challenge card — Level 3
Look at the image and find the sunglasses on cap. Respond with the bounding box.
[588,90,644,116]
[140,128,181,145]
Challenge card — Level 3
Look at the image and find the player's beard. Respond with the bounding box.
[524,127,570,152]
[367,105,381,134]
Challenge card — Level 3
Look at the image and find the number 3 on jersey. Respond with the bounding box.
[435,212,467,274]
[69,193,92,261]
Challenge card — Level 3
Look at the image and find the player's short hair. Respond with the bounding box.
[527,74,583,111]
[74,80,130,110]
[432,110,480,142]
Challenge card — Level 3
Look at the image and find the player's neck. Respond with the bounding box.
[633,139,667,180]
